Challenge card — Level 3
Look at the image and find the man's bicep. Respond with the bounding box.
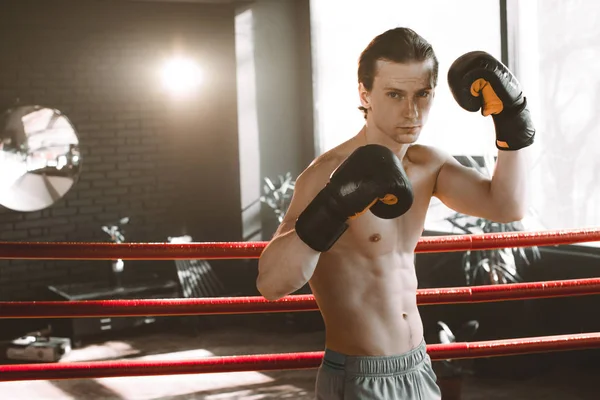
[273,165,332,238]
[273,190,315,237]
[434,156,492,217]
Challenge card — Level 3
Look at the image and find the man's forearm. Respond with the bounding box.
[257,229,321,301]
[490,148,530,221]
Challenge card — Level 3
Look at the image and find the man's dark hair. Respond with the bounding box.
[358,27,438,118]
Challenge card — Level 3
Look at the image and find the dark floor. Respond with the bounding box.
[0,315,598,399]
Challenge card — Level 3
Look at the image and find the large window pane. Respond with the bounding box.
[309,0,502,155]
[517,1,600,236]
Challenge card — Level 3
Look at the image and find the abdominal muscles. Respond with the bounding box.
[310,250,423,356]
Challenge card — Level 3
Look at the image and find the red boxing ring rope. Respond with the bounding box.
[1,228,599,384]
[0,227,599,260]
[1,332,599,382]
[2,277,600,319]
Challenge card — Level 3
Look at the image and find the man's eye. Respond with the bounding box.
[418,92,431,98]
[387,92,400,99]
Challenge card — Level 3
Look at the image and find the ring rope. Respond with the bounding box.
[1,332,599,382]
[2,277,600,319]
[0,227,599,260]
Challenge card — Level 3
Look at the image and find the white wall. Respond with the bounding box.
[309,0,503,156]
[235,7,262,240]
[236,0,314,240]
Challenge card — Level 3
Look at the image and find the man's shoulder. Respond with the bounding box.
[300,149,344,182]
[407,144,451,167]
[296,141,357,191]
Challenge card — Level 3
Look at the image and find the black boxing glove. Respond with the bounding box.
[447,51,535,151]
[295,144,414,252]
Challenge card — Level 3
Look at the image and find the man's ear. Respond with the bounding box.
[358,82,371,109]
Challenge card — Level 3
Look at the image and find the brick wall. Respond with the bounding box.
[0,0,242,300]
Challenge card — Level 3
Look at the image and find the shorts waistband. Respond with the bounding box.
[322,340,428,376]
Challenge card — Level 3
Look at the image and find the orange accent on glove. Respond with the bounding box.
[348,194,398,220]
[470,78,504,116]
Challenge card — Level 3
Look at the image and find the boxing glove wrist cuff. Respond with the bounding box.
[295,187,348,253]
[492,97,536,151]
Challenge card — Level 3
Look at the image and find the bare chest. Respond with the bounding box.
[334,211,422,257]
[332,168,435,256]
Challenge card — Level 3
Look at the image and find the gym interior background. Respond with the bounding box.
[0,0,599,386]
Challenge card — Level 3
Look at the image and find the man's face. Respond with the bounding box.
[359,59,435,144]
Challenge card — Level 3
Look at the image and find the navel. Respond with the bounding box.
[369,233,382,243]
[402,312,408,320]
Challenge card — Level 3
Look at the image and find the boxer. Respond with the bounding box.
[257,27,534,399]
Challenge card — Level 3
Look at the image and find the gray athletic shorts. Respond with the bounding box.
[315,340,442,400]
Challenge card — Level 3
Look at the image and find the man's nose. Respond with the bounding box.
[401,98,419,120]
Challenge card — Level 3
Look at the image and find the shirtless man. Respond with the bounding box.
[257,27,534,399]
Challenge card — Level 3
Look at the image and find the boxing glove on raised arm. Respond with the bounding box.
[448,51,535,151]
[295,144,414,252]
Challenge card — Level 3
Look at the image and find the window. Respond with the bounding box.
[310,1,600,240]
[309,0,503,231]
[309,0,502,155]
[512,0,600,238]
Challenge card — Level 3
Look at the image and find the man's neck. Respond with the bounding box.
[360,125,411,160]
